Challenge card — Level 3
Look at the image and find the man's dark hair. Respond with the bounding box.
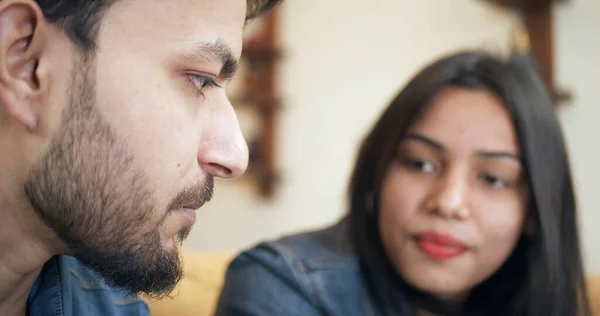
[348,51,591,316]
[34,0,281,51]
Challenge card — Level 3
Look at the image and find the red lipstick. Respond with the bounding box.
[414,231,467,260]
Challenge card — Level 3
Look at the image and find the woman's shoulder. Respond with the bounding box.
[259,217,357,265]
[216,217,377,316]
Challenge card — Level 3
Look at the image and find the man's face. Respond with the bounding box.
[24,0,248,296]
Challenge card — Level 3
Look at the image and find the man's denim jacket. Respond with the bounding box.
[27,255,149,316]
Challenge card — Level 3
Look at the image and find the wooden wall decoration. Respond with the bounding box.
[231,8,282,199]
[482,0,572,105]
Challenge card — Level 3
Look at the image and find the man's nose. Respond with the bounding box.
[197,102,249,179]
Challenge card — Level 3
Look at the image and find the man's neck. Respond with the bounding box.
[0,189,62,315]
[0,265,41,316]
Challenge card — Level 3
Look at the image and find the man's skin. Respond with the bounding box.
[0,0,251,314]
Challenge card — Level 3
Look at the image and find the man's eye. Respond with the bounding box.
[188,74,221,97]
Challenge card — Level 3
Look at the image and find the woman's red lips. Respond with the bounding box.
[414,231,467,260]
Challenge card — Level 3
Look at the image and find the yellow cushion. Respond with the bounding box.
[146,253,234,316]
[588,274,600,315]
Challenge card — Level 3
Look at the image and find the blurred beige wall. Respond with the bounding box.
[183,0,600,273]
[556,0,600,273]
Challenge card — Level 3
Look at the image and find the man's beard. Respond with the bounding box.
[23,56,213,298]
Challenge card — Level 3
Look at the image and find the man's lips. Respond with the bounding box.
[177,208,196,225]
[176,202,206,225]
[181,201,206,211]
[414,231,467,260]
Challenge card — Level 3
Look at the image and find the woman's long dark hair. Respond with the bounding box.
[348,51,591,316]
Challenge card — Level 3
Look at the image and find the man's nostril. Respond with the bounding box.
[208,163,232,177]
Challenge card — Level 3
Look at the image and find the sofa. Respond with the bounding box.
[146,253,234,316]
[146,253,600,315]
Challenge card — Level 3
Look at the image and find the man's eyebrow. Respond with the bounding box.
[186,39,239,81]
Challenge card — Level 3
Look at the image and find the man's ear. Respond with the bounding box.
[0,1,48,133]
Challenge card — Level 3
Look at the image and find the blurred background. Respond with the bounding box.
[183,0,600,273]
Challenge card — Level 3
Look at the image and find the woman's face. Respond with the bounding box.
[379,86,529,302]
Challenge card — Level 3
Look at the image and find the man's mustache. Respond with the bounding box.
[167,175,214,211]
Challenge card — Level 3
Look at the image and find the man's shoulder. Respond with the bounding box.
[28,255,149,316]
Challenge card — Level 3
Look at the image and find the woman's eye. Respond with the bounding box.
[481,173,508,189]
[406,160,434,173]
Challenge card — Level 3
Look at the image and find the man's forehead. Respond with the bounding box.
[102,0,245,53]
[107,0,246,31]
